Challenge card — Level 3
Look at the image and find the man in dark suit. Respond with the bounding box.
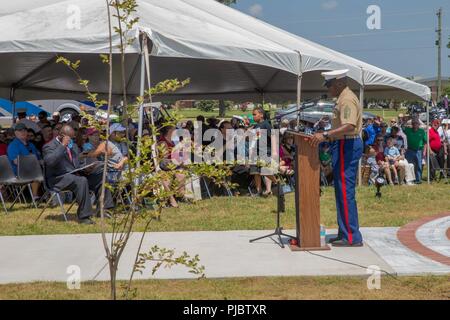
[43,125,113,224]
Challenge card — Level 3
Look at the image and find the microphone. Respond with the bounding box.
[270,96,325,121]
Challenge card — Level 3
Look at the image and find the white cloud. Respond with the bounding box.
[321,0,338,11]
[249,4,263,17]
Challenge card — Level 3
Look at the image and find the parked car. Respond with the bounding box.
[275,100,377,125]
[0,99,119,127]
[418,106,448,123]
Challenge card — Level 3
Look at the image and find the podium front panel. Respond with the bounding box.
[292,133,321,249]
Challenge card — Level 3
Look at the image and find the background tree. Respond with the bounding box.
[216,0,237,117]
[443,86,450,97]
[217,0,237,5]
[195,100,218,113]
[447,35,450,64]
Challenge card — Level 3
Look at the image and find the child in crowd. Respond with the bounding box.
[366,147,380,185]
[375,147,394,186]
[384,137,402,184]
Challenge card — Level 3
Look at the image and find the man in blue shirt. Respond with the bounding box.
[7,123,40,175]
[363,118,381,147]
[7,123,41,200]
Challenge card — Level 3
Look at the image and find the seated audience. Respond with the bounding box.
[7,124,40,175]
[438,120,450,169]
[84,124,129,183]
[366,147,380,185]
[375,147,394,185]
[16,109,41,133]
[50,111,61,126]
[76,128,90,152]
[40,125,54,148]
[363,118,381,147]
[384,137,405,184]
[5,128,15,144]
[279,119,290,135]
[158,125,186,208]
[43,125,114,224]
[7,123,41,199]
[37,111,51,129]
[53,123,63,139]
[0,131,8,156]
[280,133,294,176]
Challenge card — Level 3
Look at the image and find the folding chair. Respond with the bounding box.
[247,176,270,197]
[247,179,257,197]
[430,154,449,183]
[200,176,212,199]
[223,182,234,197]
[106,167,134,207]
[0,187,7,214]
[35,165,76,222]
[17,155,46,209]
[320,169,329,187]
[0,155,34,213]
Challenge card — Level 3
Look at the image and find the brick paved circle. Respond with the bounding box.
[397,213,450,267]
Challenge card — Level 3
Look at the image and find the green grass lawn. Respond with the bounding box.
[1,275,448,300]
[1,180,447,301]
[364,109,405,120]
[1,183,448,236]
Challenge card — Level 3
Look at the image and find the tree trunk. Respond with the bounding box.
[110,263,117,300]
[219,99,226,117]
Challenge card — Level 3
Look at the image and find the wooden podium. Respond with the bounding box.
[289,131,330,251]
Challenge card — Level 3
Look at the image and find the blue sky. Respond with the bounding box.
[232,0,450,79]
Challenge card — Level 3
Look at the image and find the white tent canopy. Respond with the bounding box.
[0,0,431,103]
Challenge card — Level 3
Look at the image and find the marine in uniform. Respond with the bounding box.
[310,69,364,247]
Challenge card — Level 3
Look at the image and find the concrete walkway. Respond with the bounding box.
[0,224,449,284]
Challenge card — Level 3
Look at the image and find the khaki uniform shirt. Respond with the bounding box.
[331,87,362,140]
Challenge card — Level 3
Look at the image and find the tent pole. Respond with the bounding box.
[295,51,303,130]
[358,67,365,187]
[142,34,159,171]
[426,102,430,184]
[10,87,16,125]
[137,50,145,161]
[358,84,365,187]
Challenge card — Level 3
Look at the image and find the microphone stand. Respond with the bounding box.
[249,178,296,248]
[270,97,325,131]
[271,99,321,120]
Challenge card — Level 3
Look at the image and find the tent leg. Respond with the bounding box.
[10,87,16,126]
[142,34,160,171]
[137,54,145,160]
[295,51,303,131]
[358,85,365,187]
[296,75,302,130]
[427,103,430,184]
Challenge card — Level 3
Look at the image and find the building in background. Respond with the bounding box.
[415,77,450,102]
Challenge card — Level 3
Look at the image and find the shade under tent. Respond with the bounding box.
[0,0,433,184]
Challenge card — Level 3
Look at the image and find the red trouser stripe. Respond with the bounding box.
[340,140,353,244]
